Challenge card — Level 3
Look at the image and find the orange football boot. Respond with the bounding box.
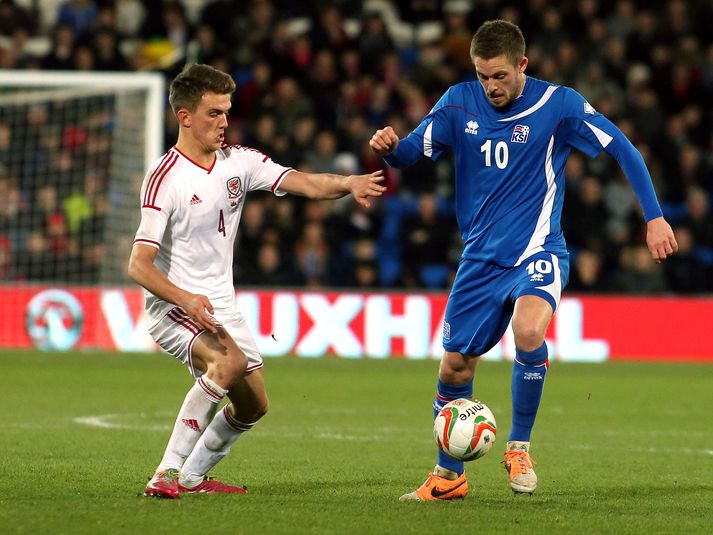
[503,441,538,494]
[399,470,468,501]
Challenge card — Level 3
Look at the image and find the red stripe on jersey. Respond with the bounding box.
[173,145,216,173]
[444,105,479,118]
[143,152,172,207]
[146,153,178,208]
[272,168,293,193]
[143,153,176,209]
[133,238,161,248]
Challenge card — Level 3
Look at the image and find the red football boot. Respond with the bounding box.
[144,469,181,499]
[178,477,248,495]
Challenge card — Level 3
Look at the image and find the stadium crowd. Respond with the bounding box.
[0,0,711,293]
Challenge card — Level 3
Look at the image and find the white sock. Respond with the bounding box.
[156,376,227,473]
[179,405,254,488]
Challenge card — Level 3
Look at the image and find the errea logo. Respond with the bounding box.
[464,120,479,135]
[530,272,544,283]
[524,371,543,381]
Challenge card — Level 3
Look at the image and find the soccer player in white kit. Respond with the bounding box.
[129,64,386,498]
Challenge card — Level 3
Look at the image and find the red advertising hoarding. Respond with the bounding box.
[1,285,711,362]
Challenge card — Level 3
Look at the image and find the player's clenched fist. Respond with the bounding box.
[646,216,678,264]
[369,126,400,157]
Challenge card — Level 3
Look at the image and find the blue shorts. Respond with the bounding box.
[442,251,569,356]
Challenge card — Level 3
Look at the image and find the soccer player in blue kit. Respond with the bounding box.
[369,20,678,500]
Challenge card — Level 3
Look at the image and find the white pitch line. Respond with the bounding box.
[567,443,713,457]
[316,432,388,442]
[73,413,172,431]
[70,412,713,457]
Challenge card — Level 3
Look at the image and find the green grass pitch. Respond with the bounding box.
[0,351,711,534]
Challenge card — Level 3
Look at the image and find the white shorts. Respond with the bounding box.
[148,303,263,378]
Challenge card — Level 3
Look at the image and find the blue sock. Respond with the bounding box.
[433,379,473,475]
[509,343,549,442]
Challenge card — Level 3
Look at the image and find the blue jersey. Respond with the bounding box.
[386,77,627,267]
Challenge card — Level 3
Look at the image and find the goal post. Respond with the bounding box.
[0,70,164,284]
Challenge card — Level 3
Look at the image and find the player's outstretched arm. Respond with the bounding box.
[278,169,386,208]
[646,216,678,264]
[369,126,399,157]
[128,244,219,333]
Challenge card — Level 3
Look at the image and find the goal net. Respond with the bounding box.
[0,70,163,285]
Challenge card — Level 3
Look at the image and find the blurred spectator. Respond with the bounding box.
[304,131,339,173]
[115,0,145,37]
[235,200,267,272]
[57,0,98,38]
[93,29,129,70]
[41,24,76,70]
[63,173,98,234]
[0,0,35,36]
[665,226,707,293]
[16,231,54,281]
[295,220,331,287]
[309,6,353,54]
[307,49,340,128]
[564,176,609,252]
[353,260,380,287]
[440,2,473,74]
[73,43,94,71]
[0,236,16,280]
[263,78,314,134]
[568,249,607,293]
[681,186,713,248]
[358,11,395,70]
[185,24,222,66]
[240,242,297,286]
[0,121,10,168]
[400,193,454,288]
[610,245,669,294]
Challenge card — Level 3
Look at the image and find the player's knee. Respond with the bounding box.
[439,352,476,384]
[512,322,544,352]
[209,353,247,387]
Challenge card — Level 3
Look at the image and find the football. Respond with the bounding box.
[434,398,497,461]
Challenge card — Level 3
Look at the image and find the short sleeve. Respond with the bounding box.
[134,157,178,248]
[559,87,622,158]
[233,147,293,197]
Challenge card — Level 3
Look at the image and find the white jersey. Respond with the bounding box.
[134,144,292,318]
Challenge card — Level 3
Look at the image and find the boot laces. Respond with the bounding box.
[503,450,535,476]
